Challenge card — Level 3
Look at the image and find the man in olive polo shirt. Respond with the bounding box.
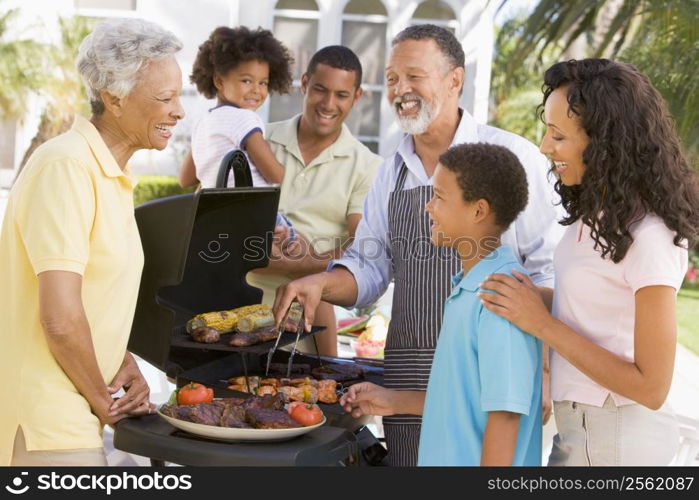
[249,46,381,355]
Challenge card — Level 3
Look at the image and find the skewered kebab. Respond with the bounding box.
[227,376,338,404]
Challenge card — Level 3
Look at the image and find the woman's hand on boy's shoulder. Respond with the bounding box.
[477,270,553,337]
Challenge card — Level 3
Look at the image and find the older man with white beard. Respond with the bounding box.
[274,24,563,466]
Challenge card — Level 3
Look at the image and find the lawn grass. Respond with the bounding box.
[677,285,699,356]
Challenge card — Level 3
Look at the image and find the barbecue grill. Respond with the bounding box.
[113,151,385,466]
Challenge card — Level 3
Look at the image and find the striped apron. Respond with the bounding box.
[383,162,461,466]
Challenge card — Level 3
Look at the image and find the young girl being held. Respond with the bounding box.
[180,26,293,188]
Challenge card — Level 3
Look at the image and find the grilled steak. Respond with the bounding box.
[229,331,260,347]
[243,393,284,411]
[268,363,311,376]
[245,408,301,429]
[159,404,178,418]
[229,326,279,347]
[167,401,226,426]
[161,395,288,429]
[311,363,366,382]
[220,403,250,428]
[189,326,220,343]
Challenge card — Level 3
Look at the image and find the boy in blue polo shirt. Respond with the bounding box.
[340,142,541,466]
[418,142,541,466]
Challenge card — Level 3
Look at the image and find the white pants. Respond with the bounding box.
[549,396,679,466]
[11,427,107,466]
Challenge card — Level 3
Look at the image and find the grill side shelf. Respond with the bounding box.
[171,325,324,354]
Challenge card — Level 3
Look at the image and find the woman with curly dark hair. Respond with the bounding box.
[179,26,293,188]
[479,58,699,466]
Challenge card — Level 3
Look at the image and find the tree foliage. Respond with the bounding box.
[0,8,45,120]
[619,3,699,159]
[490,16,558,144]
[18,15,95,169]
[493,0,699,166]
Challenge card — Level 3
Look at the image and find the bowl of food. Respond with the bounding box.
[350,338,384,358]
[349,314,387,359]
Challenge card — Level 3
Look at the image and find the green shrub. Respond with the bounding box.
[133,175,196,206]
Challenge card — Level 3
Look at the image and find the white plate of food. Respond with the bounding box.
[157,408,326,443]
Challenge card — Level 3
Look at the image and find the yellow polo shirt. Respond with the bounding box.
[0,116,144,464]
[247,114,381,301]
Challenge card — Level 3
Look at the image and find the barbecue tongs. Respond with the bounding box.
[265,301,304,376]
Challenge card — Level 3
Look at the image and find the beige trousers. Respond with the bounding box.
[549,396,679,466]
[10,427,107,466]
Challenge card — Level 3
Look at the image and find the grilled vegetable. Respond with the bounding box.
[237,310,275,333]
[177,383,214,406]
[185,304,271,334]
[186,310,239,334]
[289,403,323,426]
[232,304,272,318]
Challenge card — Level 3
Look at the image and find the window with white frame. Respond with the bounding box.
[411,0,458,34]
[268,0,320,123]
[341,0,387,154]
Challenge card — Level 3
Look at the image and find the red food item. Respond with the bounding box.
[286,401,306,415]
[337,315,370,334]
[354,338,385,358]
[290,403,323,427]
[177,383,214,406]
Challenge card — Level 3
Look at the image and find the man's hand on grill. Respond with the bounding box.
[274,274,326,332]
[106,352,153,418]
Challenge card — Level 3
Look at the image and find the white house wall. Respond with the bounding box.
[3,0,495,180]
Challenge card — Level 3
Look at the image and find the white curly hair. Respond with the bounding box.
[76,18,182,115]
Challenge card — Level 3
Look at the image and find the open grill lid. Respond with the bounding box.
[128,186,280,371]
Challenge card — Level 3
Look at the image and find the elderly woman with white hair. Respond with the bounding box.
[0,18,185,465]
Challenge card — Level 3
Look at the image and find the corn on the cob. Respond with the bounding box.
[185,304,270,334]
[237,310,275,333]
[231,304,271,317]
[185,309,239,333]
